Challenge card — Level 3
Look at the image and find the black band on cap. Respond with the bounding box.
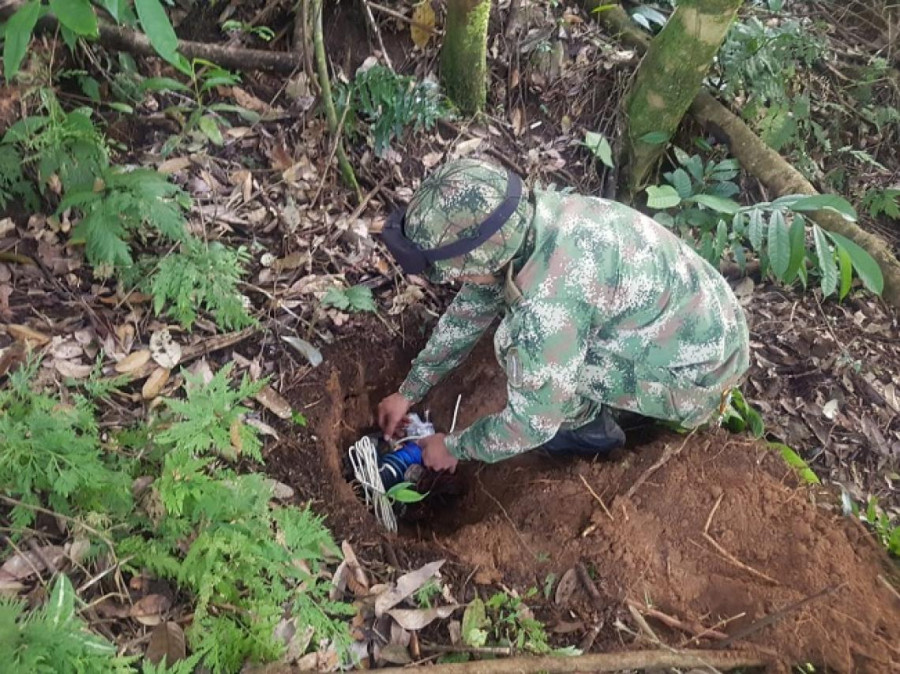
[380,170,523,275]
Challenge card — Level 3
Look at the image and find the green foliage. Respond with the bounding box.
[583,131,614,169]
[2,360,352,673]
[771,442,820,485]
[861,497,900,557]
[646,148,883,300]
[322,284,377,313]
[862,187,900,221]
[64,167,189,270]
[472,590,579,656]
[336,64,449,157]
[134,0,190,73]
[414,578,443,609]
[2,0,43,81]
[385,481,428,504]
[0,575,137,674]
[720,388,764,438]
[149,239,254,330]
[0,360,132,529]
[0,144,38,212]
[221,20,275,42]
[158,362,265,462]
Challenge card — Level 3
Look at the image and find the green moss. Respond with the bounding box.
[441,0,491,114]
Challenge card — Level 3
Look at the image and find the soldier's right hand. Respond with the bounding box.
[377,392,412,439]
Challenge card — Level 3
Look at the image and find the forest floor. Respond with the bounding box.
[1,0,899,671]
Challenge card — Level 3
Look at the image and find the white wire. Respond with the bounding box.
[449,394,463,434]
[348,436,397,532]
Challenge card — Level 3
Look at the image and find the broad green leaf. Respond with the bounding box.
[668,168,692,199]
[639,131,669,145]
[198,116,224,146]
[48,574,76,626]
[771,443,820,484]
[825,231,884,295]
[134,0,188,73]
[584,131,614,169]
[386,482,428,503]
[786,194,857,222]
[208,103,261,123]
[733,243,747,272]
[714,219,728,261]
[49,0,98,37]
[107,102,134,114]
[747,208,764,252]
[813,224,838,297]
[767,210,791,279]
[3,0,41,81]
[688,194,741,214]
[645,185,681,210]
[140,76,191,93]
[782,214,806,285]
[837,245,853,300]
[461,598,489,648]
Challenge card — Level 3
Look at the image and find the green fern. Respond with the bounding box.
[149,238,254,330]
[157,362,265,461]
[0,144,38,212]
[63,167,189,270]
[0,575,137,674]
[0,361,132,529]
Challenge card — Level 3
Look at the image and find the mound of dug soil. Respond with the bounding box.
[273,332,900,672]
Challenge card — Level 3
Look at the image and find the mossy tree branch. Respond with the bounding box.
[441,0,491,114]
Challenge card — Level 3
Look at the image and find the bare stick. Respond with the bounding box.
[275,649,766,673]
[421,644,514,657]
[579,474,614,521]
[625,430,697,500]
[626,599,728,641]
[0,496,116,554]
[715,584,845,649]
[575,563,604,610]
[697,534,779,585]
[361,0,394,70]
[367,1,440,34]
[704,492,725,534]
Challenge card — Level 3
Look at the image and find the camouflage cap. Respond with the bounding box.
[404,158,532,283]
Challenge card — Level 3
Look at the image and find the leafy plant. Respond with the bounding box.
[221,19,275,42]
[0,360,132,529]
[646,148,884,300]
[0,574,137,674]
[322,285,377,313]
[583,131,614,169]
[336,64,449,157]
[414,578,443,609]
[148,239,254,330]
[771,443,820,485]
[862,187,900,220]
[720,388,765,438]
[385,481,428,504]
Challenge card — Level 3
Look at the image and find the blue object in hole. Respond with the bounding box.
[379,441,424,490]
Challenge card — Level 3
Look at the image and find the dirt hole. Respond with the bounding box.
[277,330,900,671]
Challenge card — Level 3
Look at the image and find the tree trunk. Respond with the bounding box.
[441,0,491,114]
[623,0,742,195]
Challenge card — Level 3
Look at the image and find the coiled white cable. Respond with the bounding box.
[348,436,397,532]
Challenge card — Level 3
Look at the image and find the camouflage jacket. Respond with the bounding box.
[398,189,750,463]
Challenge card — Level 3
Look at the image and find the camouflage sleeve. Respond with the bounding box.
[445,300,591,463]
[398,282,503,403]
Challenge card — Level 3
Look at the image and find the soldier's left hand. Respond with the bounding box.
[419,433,458,473]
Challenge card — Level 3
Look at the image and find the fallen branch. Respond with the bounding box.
[624,431,698,500]
[0,0,306,75]
[626,599,728,642]
[286,649,767,673]
[584,1,900,308]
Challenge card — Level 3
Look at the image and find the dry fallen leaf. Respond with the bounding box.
[150,329,182,369]
[410,1,436,48]
[232,86,270,114]
[115,349,152,374]
[142,367,171,400]
[254,385,293,420]
[376,643,412,665]
[341,541,369,596]
[387,605,460,630]
[6,323,51,346]
[554,567,579,605]
[230,419,244,456]
[0,545,65,581]
[452,137,483,157]
[375,560,444,617]
[146,621,186,665]
[54,359,94,379]
[130,594,172,626]
[157,157,192,175]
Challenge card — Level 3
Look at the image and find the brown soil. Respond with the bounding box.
[271,327,900,673]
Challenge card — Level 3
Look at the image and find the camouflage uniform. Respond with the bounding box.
[395,159,750,464]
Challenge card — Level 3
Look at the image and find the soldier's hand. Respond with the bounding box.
[377,392,411,439]
[420,433,458,473]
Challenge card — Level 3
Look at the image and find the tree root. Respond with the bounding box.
[584,1,900,307]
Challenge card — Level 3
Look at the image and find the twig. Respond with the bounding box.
[1,535,48,591]
[579,474,614,521]
[626,599,728,641]
[0,496,116,554]
[715,584,845,649]
[361,0,394,70]
[877,574,900,602]
[575,563,604,610]
[310,649,767,673]
[704,492,725,534]
[420,643,514,656]
[311,0,361,201]
[696,534,779,585]
[625,430,698,500]
[677,612,746,648]
[626,602,662,645]
[310,100,353,207]
[367,1,440,34]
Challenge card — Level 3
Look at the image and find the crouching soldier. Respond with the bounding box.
[377,158,750,472]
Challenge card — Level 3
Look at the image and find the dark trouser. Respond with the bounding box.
[541,406,626,458]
